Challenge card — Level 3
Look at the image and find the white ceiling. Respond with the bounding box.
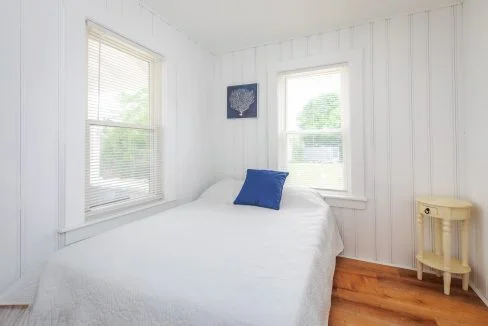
[144,0,459,53]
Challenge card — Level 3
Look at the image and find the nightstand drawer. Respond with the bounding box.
[418,204,438,217]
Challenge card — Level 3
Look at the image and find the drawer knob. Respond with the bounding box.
[424,208,430,214]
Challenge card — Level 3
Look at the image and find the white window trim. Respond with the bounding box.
[84,21,165,219]
[279,65,350,193]
[267,50,366,209]
[58,198,188,247]
[63,16,170,232]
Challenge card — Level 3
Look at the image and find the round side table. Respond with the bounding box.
[416,196,472,295]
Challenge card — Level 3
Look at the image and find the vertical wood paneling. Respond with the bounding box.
[453,2,463,262]
[462,0,480,289]
[21,0,60,273]
[332,207,344,255]
[411,12,433,258]
[164,61,178,200]
[220,53,235,178]
[280,40,293,61]
[231,51,244,179]
[341,208,356,258]
[389,15,414,267]
[338,27,357,258]
[321,30,339,54]
[211,4,473,289]
[212,57,224,179]
[430,7,455,197]
[241,48,258,171]
[175,63,190,197]
[264,43,281,168]
[372,19,391,263]
[353,23,376,261]
[255,45,268,169]
[339,28,353,51]
[430,7,460,260]
[307,35,322,56]
[463,0,488,300]
[292,37,308,59]
[0,0,21,292]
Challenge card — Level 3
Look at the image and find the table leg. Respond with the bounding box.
[417,214,424,280]
[462,219,470,291]
[434,218,442,277]
[443,220,452,295]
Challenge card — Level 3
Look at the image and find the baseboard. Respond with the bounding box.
[470,282,488,307]
[339,255,447,277]
[340,255,488,308]
[339,255,418,272]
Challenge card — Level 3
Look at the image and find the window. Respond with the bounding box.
[269,51,365,206]
[280,65,349,192]
[85,22,163,218]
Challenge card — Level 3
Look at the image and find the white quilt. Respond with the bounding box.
[27,180,343,326]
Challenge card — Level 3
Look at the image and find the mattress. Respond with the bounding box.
[28,181,343,326]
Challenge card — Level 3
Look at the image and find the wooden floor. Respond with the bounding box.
[330,257,488,325]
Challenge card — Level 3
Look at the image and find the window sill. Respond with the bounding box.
[58,198,188,246]
[321,193,367,209]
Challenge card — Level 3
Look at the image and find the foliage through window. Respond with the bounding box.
[281,66,348,191]
[85,22,163,217]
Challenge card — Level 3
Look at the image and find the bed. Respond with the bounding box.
[27,179,343,325]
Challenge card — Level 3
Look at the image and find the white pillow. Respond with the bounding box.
[198,179,244,204]
[280,186,327,210]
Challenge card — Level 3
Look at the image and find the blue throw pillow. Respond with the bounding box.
[234,169,289,210]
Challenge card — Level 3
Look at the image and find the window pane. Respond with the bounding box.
[283,67,346,191]
[88,39,150,125]
[286,71,342,131]
[87,125,158,210]
[286,133,345,190]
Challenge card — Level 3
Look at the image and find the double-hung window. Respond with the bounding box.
[280,65,349,192]
[85,22,163,218]
[270,51,365,206]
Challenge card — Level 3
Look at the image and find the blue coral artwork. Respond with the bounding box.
[227,83,258,119]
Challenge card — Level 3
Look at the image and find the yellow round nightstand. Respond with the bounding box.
[416,196,472,295]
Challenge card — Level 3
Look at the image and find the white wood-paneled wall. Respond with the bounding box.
[212,4,488,297]
[0,0,214,292]
[463,0,488,305]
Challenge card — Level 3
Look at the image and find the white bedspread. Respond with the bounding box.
[28,183,343,326]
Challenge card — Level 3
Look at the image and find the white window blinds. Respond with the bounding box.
[281,66,349,192]
[85,22,163,217]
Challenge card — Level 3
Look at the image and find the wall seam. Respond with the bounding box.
[427,10,434,253]
[409,13,416,268]
[351,27,358,258]
[386,18,393,264]
[57,0,67,248]
[18,0,24,279]
[451,5,461,260]
[370,22,377,262]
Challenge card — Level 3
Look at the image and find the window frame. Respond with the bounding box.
[84,21,164,220]
[279,65,351,193]
[267,51,366,208]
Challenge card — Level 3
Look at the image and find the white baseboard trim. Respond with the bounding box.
[470,282,488,307]
[339,255,418,271]
[339,255,488,307]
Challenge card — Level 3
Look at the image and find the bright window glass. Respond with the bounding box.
[85,22,163,218]
[282,66,349,191]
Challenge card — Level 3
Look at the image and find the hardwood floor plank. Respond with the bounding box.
[330,257,488,325]
[331,297,437,326]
